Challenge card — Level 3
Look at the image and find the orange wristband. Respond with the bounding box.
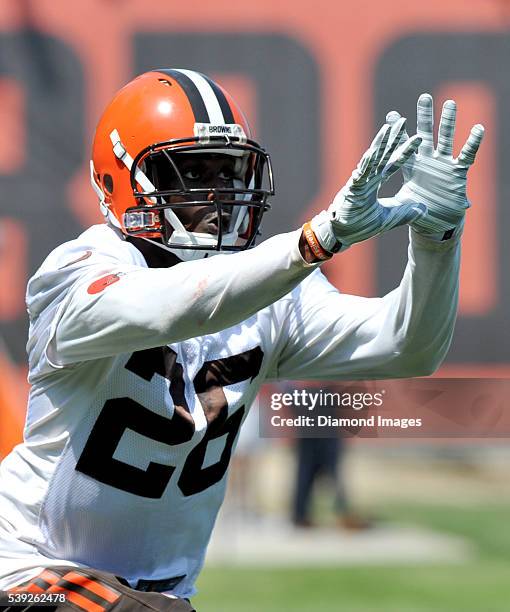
[302,222,332,261]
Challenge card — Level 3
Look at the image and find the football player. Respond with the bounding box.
[0,70,483,610]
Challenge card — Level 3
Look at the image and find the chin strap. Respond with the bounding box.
[138,235,185,256]
[136,235,214,261]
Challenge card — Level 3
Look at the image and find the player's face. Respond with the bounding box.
[165,154,244,234]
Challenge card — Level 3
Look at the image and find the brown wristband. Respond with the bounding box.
[302,222,332,261]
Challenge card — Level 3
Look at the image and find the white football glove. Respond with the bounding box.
[311,117,426,253]
[387,93,485,241]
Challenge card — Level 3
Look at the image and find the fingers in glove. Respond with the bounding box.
[386,110,402,125]
[352,124,390,184]
[368,122,392,152]
[416,93,434,155]
[351,149,371,181]
[352,146,378,183]
[458,123,485,166]
[377,117,407,172]
[386,111,409,144]
[370,124,392,174]
[437,99,456,157]
[382,135,422,179]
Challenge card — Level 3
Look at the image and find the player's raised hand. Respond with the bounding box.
[387,93,485,241]
[310,118,426,253]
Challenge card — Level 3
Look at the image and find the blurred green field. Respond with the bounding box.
[193,502,510,612]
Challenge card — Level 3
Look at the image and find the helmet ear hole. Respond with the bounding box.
[103,174,114,194]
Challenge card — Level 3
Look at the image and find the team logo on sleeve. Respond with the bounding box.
[87,273,123,294]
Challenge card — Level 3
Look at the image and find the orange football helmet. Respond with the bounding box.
[90,69,274,261]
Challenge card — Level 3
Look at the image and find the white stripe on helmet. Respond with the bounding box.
[174,69,225,124]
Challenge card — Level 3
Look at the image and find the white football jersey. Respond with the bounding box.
[0,224,460,598]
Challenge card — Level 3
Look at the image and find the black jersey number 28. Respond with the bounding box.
[76,345,263,498]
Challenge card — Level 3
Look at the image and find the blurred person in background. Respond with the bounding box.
[0,68,483,610]
[286,383,370,530]
[292,434,371,531]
